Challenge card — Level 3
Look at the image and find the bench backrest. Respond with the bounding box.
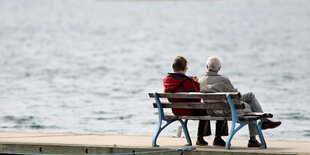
[149,92,243,122]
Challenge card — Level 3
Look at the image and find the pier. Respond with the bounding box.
[0,132,309,154]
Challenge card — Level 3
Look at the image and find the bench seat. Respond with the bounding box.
[149,92,271,149]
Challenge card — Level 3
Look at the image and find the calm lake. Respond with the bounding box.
[0,0,310,141]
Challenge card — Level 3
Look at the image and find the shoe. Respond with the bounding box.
[196,139,208,146]
[248,140,262,147]
[213,137,226,147]
[262,120,281,130]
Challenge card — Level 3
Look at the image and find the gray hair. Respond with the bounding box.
[206,56,221,71]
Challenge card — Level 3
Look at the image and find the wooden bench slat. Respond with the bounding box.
[238,115,262,121]
[164,115,232,121]
[153,102,245,110]
[165,114,272,121]
[243,112,273,118]
[148,92,241,100]
[203,99,240,103]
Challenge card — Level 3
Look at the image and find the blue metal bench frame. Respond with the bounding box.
[152,92,192,147]
[152,92,268,149]
[225,94,267,149]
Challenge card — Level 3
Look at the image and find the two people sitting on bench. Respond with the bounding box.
[163,56,281,147]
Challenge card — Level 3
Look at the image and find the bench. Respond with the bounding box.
[148,92,273,149]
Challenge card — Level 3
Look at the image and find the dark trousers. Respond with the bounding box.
[192,109,228,137]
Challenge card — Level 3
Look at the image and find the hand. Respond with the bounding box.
[192,76,199,82]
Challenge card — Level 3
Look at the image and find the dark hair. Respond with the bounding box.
[172,56,187,72]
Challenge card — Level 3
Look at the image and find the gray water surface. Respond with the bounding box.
[0,0,310,141]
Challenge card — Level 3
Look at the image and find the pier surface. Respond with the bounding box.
[0,132,309,154]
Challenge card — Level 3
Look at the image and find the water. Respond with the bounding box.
[0,0,310,141]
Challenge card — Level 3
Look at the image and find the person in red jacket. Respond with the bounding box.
[163,56,210,146]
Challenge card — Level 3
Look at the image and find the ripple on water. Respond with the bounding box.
[1,116,59,130]
[279,112,309,120]
[91,114,134,121]
[142,121,156,125]
[93,111,109,115]
[3,115,34,124]
[304,130,310,137]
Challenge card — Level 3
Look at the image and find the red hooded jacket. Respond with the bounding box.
[163,73,200,115]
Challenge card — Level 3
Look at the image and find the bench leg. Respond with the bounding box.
[256,119,267,149]
[226,122,248,149]
[178,119,192,146]
[152,119,175,147]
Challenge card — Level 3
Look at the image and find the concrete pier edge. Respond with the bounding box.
[0,132,309,155]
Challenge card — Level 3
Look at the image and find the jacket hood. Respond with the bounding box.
[163,73,188,92]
